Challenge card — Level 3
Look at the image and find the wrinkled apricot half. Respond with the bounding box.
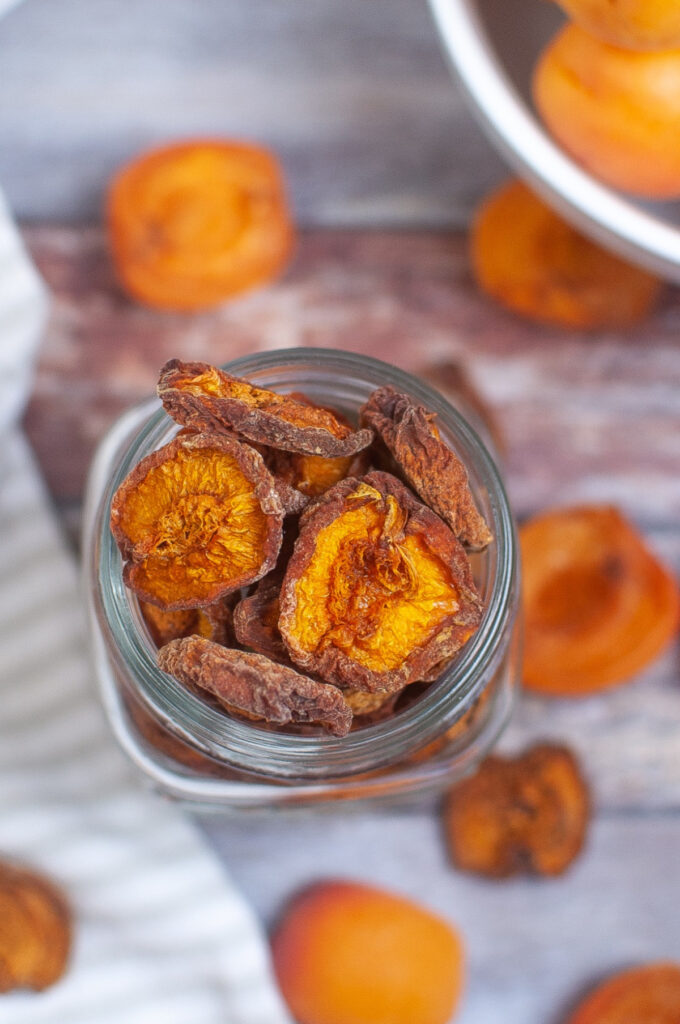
[158,359,373,457]
[551,0,680,51]
[361,387,492,549]
[522,506,679,696]
[471,180,661,329]
[272,880,464,1024]
[566,963,680,1024]
[0,862,71,993]
[534,25,680,198]
[279,472,482,693]
[107,140,294,310]
[445,743,590,877]
[110,432,283,610]
[158,636,352,736]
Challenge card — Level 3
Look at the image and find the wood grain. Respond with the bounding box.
[23,226,680,528]
[0,0,506,225]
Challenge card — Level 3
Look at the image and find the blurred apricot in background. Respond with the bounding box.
[534,25,680,198]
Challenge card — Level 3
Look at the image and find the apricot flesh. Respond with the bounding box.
[566,962,680,1024]
[271,880,464,1024]
[551,0,680,51]
[521,505,680,696]
[534,24,680,198]
[471,180,661,329]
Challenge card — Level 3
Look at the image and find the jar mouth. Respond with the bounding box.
[89,348,518,781]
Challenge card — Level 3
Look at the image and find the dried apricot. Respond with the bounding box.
[270,394,372,497]
[0,862,71,993]
[521,505,679,696]
[552,0,680,50]
[566,963,680,1024]
[272,880,464,1024]
[279,471,482,693]
[140,597,233,647]
[344,689,397,723]
[110,432,283,610]
[471,180,661,329]
[158,359,373,457]
[158,636,353,736]
[534,25,680,199]
[360,388,492,549]
[107,140,294,310]
[233,572,289,664]
[445,743,589,877]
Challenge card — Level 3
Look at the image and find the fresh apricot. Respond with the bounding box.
[271,880,464,1024]
[534,24,680,198]
[471,180,661,329]
[108,140,294,310]
[551,0,680,51]
[521,505,679,697]
[566,962,680,1024]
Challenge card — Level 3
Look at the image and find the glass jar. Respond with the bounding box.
[83,348,520,812]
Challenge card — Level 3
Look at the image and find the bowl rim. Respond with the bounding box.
[428,0,680,283]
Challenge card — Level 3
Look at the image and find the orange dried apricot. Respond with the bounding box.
[271,880,464,1024]
[107,140,294,310]
[271,394,372,497]
[0,862,71,993]
[361,387,492,549]
[551,0,680,50]
[279,471,482,693]
[522,505,679,696]
[158,359,373,457]
[566,963,680,1024]
[534,25,680,198]
[471,180,661,329]
[445,743,590,878]
[110,432,283,610]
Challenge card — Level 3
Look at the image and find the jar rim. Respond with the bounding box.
[88,348,518,781]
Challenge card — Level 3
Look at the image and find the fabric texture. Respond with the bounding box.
[0,11,292,1014]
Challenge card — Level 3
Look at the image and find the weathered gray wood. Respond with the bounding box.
[203,809,680,1024]
[0,0,506,224]
[23,227,680,527]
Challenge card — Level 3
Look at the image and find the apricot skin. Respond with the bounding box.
[471,180,661,330]
[552,0,680,51]
[534,24,680,198]
[271,880,464,1024]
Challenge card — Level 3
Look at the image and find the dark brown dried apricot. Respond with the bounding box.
[279,471,483,693]
[110,432,283,610]
[566,963,680,1024]
[360,387,492,550]
[158,636,353,736]
[233,572,289,663]
[522,505,680,696]
[158,359,373,457]
[444,743,589,878]
[0,862,71,993]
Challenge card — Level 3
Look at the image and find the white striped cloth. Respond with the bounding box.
[0,57,292,1023]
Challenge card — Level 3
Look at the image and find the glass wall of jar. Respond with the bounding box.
[83,349,520,811]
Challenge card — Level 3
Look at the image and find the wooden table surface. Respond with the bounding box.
[22,225,680,1023]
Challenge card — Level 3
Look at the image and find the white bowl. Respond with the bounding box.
[429,0,680,282]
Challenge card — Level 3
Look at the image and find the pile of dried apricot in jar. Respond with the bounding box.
[109,359,492,737]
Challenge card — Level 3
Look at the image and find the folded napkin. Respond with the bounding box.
[0,91,292,1024]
